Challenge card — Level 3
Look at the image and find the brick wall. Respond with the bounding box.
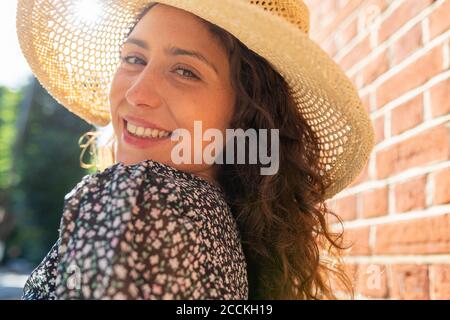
[303,0,450,299]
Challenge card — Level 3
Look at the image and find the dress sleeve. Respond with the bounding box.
[106,187,227,299]
[107,196,219,300]
[22,238,60,300]
[56,175,224,300]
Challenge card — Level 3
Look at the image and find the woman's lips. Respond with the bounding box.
[122,119,172,149]
[122,115,172,132]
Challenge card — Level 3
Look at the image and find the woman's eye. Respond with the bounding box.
[119,56,200,81]
[174,67,200,81]
[120,55,146,66]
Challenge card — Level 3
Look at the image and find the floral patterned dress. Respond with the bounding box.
[21,159,248,300]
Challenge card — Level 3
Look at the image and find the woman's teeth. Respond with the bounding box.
[126,122,171,138]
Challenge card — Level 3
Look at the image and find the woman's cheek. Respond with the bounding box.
[109,75,122,106]
[113,75,131,97]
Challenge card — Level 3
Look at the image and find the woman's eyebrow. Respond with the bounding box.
[124,37,149,50]
[123,37,219,76]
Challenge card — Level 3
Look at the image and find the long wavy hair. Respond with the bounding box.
[79,2,354,299]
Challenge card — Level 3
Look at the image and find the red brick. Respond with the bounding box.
[391,23,423,65]
[307,0,365,43]
[394,175,427,213]
[322,39,338,57]
[432,167,450,205]
[376,124,449,179]
[374,214,450,254]
[331,263,358,297]
[430,264,450,299]
[361,93,372,114]
[373,114,385,144]
[335,19,358,49]
[430,78,450,118]
[344,226,371,256]
[358,0,387,31]
[391,95,424,136]
[377,44,443,108]
[327,194,358,224]
[390,264,429,299]
[379,0,434,43]
[350,72,362,90]
[357,264,388,298]
[339,35,372,71]
[429,0,450,39]
[349,158,370,187]
[361,186,388,218]
[362,49,390,85]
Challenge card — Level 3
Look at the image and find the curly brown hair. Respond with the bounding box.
[80,2,354,299]
[203,16,353,301]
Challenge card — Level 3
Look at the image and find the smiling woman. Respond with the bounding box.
[16,0,375,300]
[108,3,235,186]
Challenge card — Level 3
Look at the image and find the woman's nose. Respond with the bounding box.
[125,66,163,108]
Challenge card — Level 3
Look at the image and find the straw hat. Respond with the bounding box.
[16,0,375,200]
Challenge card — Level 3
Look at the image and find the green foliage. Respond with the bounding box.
[0,87,21,190]
[2,80,96,264]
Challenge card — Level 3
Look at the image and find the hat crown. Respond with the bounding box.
[247,0,310,34]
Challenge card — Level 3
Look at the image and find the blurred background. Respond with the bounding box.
[0,0,448,299]
[0,0,96,299]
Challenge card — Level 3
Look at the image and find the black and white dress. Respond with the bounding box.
[21,159,248,300]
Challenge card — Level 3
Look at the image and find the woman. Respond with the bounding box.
[16,0,375,299]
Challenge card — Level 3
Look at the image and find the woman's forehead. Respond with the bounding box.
[128,4,228,73]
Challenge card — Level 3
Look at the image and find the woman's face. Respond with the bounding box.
[109,4,235,184]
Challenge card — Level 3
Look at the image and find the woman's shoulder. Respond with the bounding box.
[55,159,248,299]
[78,160,226,211]
[62,159,234,234]
[65,159,222,201]
[81,159,223,193]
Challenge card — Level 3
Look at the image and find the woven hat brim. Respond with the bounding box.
[16,0,375,200]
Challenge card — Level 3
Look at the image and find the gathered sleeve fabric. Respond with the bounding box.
[21,239,60,300]
[22,160,248,300]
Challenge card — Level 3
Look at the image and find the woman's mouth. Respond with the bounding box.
[122,119,173,148]
[123,119,172,139]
